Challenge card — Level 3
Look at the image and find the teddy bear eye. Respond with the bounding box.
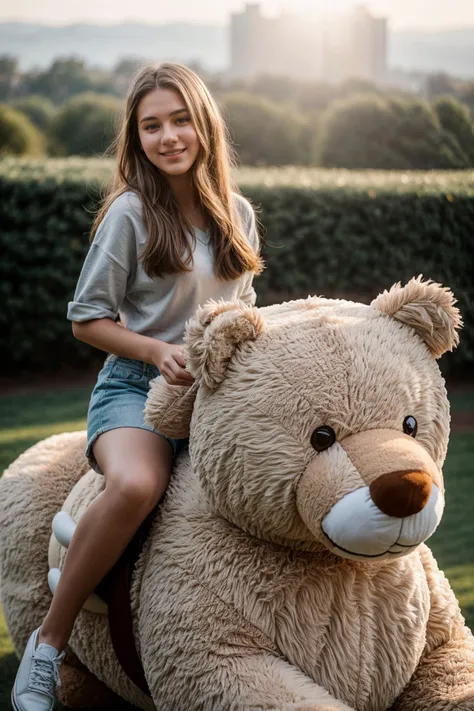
[310,426,336,452]
[403,416,418,437]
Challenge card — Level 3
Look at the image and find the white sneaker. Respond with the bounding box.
[11,628,65,711]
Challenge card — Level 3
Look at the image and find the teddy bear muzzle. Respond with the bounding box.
[296,429,445,561]
[320,478,443,562]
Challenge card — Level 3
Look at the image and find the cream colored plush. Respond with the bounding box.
[1,276,473,711]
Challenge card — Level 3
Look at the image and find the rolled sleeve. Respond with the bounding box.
[239,275,257,307]
[245,201,260,254]
[67,202,137,323]
[236,194,259,307]
[67,245,129,322]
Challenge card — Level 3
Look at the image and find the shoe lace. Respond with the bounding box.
[29,650,65,695]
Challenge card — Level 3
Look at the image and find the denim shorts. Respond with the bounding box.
[86,355,189,475]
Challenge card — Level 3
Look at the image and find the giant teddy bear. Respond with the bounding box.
[1,276,473,711]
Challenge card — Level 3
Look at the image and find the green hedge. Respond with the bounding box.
[1,160,473,375]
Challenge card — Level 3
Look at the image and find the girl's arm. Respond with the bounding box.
[68,196,192,386]
[73,318,194,386]
[235,194,260,307]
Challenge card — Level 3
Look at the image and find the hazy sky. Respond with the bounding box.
[2,0,473,30]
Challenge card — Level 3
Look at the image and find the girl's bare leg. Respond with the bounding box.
[38,427,173,652]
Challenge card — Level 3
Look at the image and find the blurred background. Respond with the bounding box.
[1,0,474,166]
[0,2,473,708]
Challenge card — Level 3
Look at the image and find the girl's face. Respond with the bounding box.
[137,87,200,179]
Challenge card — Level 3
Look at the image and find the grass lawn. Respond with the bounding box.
[0,387,93,710]
[0,385,473,709]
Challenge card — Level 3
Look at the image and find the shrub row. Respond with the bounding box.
[3,159,474,195]
[1,165,473,376]
[3,91,474,170]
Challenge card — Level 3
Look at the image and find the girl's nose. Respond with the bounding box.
[162,126,178,144]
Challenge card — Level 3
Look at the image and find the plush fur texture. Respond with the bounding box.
[184,299,266,391]
[0,433,123,708]
[144,380,198,438]
[371,276,462,358]
[1,278,473,711]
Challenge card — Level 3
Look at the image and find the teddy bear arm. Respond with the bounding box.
[389,546,474,711]
[138,563,354,711]
[148,648,355,711]
[388,629,474,711]
[200,652,357,711]
[144,377,197,437]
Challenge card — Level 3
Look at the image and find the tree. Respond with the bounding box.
[425,72,457,101]
[457,82,474,117]
[319,94,402,169]
[295,80,336,115]
[388,97,467,169]
[113,58,148,79]
[433,95,474,166]
[0,104,45,156]
[0,56,19,101]
[11,95,56,131]
[222,92,312,166]
[49,92,122,156]
[337,77,381,98]
[318,93,468,170]
[110,58,149,96]
[22,57,94,104]
[250,74,299,105]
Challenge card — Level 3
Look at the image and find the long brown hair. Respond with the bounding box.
[91,63,263,280]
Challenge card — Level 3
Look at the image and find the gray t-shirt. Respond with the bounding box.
[67,191,259,345]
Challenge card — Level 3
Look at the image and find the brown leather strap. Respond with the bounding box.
[96,513,154,697]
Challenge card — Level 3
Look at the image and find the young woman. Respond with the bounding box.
[12,62,263,711]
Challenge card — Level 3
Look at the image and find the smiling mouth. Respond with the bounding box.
[322,529,418,559]
[161,148,186,157]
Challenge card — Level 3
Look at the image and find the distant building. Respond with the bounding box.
[230,3,388,85]
[230,3,261,80]
[350,5,387,84]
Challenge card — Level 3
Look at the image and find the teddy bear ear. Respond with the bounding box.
[371,276,462,358]
[184,299,266,390]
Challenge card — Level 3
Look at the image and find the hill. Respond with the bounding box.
[1,21,474,79]
[0,21,228,72]
[391,28,474,78]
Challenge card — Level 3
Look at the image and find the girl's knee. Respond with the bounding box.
[106,469,169,515]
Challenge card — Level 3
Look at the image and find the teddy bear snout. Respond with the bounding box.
[370,470,432,518]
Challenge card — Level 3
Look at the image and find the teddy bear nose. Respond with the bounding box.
[369,470,432,518]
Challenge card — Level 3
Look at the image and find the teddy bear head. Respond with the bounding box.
[145,277,461,562]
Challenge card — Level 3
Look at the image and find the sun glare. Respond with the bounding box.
[325,0,356,11]
[290,0,391,18]
[290,0,357,17]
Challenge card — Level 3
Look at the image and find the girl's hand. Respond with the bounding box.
[152,342,195,386]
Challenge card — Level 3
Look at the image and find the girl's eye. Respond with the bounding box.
[145,124,159,131]
[176,117,189,124]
